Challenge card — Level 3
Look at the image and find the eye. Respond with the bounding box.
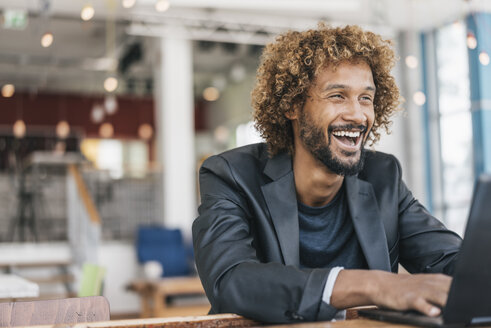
[329,94,344,99]
[360,95,373,102]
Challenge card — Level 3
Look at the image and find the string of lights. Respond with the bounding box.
[467,11,490,66]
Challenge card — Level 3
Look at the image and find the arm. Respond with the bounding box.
[327,154,461,316]
[330,270,451,316]
[394,159,461,275]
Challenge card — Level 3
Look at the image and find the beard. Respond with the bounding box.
[298,111,367,176]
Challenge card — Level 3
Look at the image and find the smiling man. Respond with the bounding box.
[192,24,462,323]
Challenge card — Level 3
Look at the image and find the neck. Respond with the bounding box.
[293,140,344,207]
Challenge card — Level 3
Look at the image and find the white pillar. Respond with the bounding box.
[154,37,196,240]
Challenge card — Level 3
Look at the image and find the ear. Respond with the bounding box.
[285,105,299,120]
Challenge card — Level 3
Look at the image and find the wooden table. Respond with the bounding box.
[127,276,210,318]
[26,313,418,328]
[0,260,74,298]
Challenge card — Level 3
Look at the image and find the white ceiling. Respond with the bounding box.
[0,0,487,95]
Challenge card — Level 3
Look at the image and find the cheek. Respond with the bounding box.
[366,108,375,128]
[362,109,375,141]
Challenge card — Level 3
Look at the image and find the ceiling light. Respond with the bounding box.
[138,123,153,140]
[467,32,477,50]
[13,120,26,138]
[1,84,15,98]
[56,120,70,139]
[230,64,246,82]
[99,122,114,138]
[212,76,227,90]
[41,32,54,48]
[104,77,118,92]
[413,91,426,106]
[214,125,230,144]
[479,51,490,66]
[405,55,418,69]
[122,0,136,8]
[155,0,170,12]
[81,4,95,21]
[104,95,118,114]
[91,103,105,123]
[452,20,463,29]
[203,87,220,101]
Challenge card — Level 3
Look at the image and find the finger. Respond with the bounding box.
[412,297,441,317]
[417,273,452,290]
[426,290,449,308]
[421,276,452,307]
[415,275,451,299]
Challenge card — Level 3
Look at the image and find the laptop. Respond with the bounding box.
[359,174,491,327]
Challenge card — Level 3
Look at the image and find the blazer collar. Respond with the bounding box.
[345,175,391,271]
[263,151,292,181]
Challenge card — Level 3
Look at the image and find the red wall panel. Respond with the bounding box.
[0,92,155,139]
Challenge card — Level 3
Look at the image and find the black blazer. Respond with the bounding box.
[192,143,461,323]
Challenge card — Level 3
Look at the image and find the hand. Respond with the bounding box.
[369,271,451,317]
[330,270,452,317]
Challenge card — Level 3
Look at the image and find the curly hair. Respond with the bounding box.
[251,23,401,156]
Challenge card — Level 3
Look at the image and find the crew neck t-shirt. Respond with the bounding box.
[298,184,368,270]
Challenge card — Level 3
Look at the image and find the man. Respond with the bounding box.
[192,24,461,323]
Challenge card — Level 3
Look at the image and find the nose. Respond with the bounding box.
[342,99,368,125]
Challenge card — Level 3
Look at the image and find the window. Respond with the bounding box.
[434,21,474,236]
[81,139,149,179]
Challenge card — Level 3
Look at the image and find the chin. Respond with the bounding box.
[317,146,366,176]
[338,149,361,162]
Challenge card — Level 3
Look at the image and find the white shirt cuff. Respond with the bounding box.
[321,266,344,305]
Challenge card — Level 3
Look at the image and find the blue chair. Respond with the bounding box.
[136,225,193,277]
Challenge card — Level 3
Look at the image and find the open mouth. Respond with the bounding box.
[331,129,363,148]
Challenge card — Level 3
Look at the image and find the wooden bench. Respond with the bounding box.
[127,276,210,318]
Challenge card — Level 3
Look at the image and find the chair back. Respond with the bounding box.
[0,296,110,327]
[136,225,192,277]
[78,263,106,297]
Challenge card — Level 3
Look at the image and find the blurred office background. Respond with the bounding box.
[0,0,490,318]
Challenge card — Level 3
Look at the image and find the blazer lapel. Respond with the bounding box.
[345,176,391,271]
[261,153,300,266]
[259,152,391,270]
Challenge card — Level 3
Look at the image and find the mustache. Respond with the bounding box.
[328,124,367,133]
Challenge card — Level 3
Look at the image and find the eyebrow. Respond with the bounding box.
[322,84,376,92]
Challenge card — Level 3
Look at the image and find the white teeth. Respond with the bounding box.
[332,130,361,138]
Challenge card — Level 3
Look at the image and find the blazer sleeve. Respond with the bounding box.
[393,157,462,275]
[192,155,337,323]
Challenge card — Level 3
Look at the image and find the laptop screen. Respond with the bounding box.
[443,174,491,324]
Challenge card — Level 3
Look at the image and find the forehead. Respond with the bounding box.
[314,60,375,90]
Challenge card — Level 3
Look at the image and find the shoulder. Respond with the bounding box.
[198,143,273,202]
[363,150,401,170]
[219,142,269,163]
[200,143,270,182]
[358,150,402,183]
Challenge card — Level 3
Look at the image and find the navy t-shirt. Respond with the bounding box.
[298,183,368,270]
